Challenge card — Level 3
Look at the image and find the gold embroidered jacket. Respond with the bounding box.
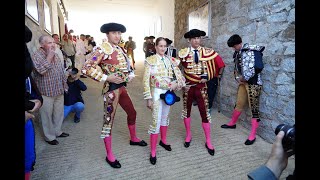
[178,46,218,87]
[81,42,133,94]
[143,54,185,99]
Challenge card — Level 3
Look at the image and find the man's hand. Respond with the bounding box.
[146,99,153,110]
[169,81,178,91]
[265,131,288,179]
[28,99,42,113]
[199,79,207,83]
[183,85,191,92]
[47,49,56,63]
[25,111,35,122]
[107,74,125,84]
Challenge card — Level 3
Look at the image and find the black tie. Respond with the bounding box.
[194,49,199,64]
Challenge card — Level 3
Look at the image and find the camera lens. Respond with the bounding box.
[275,124,295,156]
[275,124,291,135]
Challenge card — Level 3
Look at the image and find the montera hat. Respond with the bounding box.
[100,23,126,33]
[165,38,173,45]
[184,29,206,39]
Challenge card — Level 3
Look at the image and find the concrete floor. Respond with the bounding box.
[31,60,295,180]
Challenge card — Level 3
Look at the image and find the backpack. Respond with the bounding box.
[242,43,265,74]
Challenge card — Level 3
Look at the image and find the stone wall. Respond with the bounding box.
[174,0,295,143]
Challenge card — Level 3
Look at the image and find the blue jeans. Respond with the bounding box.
[64,102,85,119]
[25,119,35,173]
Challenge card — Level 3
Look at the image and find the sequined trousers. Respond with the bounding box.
[148,88,171,134]
[181,86,212,123]
[100,86,137,138]
[234,83,262,121]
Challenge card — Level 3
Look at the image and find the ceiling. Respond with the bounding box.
[64,0,158,14]
[62,0,159,46]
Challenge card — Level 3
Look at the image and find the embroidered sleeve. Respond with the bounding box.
[81,52,107,82]
[143,60,152,99]
[32,52,53,75]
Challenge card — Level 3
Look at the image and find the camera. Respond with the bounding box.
[275,124,295,156]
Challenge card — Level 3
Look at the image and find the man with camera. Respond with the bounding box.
[248,124,295,180]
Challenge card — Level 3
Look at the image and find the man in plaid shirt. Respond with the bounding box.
[32,35,70,145]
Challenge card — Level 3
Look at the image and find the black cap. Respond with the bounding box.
[100,23,126,33]
[227,34,242,47]
[184,29,206,39]
[70,68,79,75]
[148,36,155,39]
[165,38,172,45]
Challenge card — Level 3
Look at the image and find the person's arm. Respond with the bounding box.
[143,60,152,100]
[81,52,108,82]
[248,131,288,180]
[215,55,225,80]
[75,79,87,91]
[32,50,54,75]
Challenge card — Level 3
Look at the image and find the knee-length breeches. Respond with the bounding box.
[181,86,211,123]
[100,86,137,138]
[234,83,262,121]
[148,88,171,134]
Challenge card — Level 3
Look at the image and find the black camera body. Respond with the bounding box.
[275,124,295,156]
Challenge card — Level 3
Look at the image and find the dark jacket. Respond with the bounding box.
[25,76,43,111]
[64,79,87,106]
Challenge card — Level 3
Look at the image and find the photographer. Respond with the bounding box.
[247,130,295,180]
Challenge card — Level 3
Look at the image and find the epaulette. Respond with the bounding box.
[178,47,190,58]
[145,55,157,65]
[203,47,214,55]
[100,41,114,55]
[242,43,265,52]
[170,57,180,66]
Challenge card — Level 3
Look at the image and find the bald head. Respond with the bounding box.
[39,35,55,51]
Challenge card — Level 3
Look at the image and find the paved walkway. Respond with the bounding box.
[31,60,294,180]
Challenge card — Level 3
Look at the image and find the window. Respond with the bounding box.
[188,1,211,38]
[44,0,52,33]
[25,0,39,24]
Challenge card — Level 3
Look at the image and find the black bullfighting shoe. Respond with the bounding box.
[130,140,148,146]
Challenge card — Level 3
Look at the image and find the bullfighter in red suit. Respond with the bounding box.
[81,23,147,169]
[179,29,223,156]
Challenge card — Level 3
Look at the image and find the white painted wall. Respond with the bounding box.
[49,0,60,34]
[152,0,175,45]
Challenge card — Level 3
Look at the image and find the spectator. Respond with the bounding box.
[146,36,156,57]
[64,68,87,123]
[32,35,69,145]
[52,34,64,64]
[143,36,148,58]
[164,38,177,58]
[75,34,87,78]
[124,36,136,69]
[61,34,76,68]
[247,131,295,180]
[25,25,43,180]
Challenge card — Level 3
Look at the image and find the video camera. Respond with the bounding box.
[275,124,295,157]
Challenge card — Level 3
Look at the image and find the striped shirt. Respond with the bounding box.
[32,48,67,97]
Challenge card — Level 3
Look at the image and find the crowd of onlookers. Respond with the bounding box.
[25,26,93,180]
